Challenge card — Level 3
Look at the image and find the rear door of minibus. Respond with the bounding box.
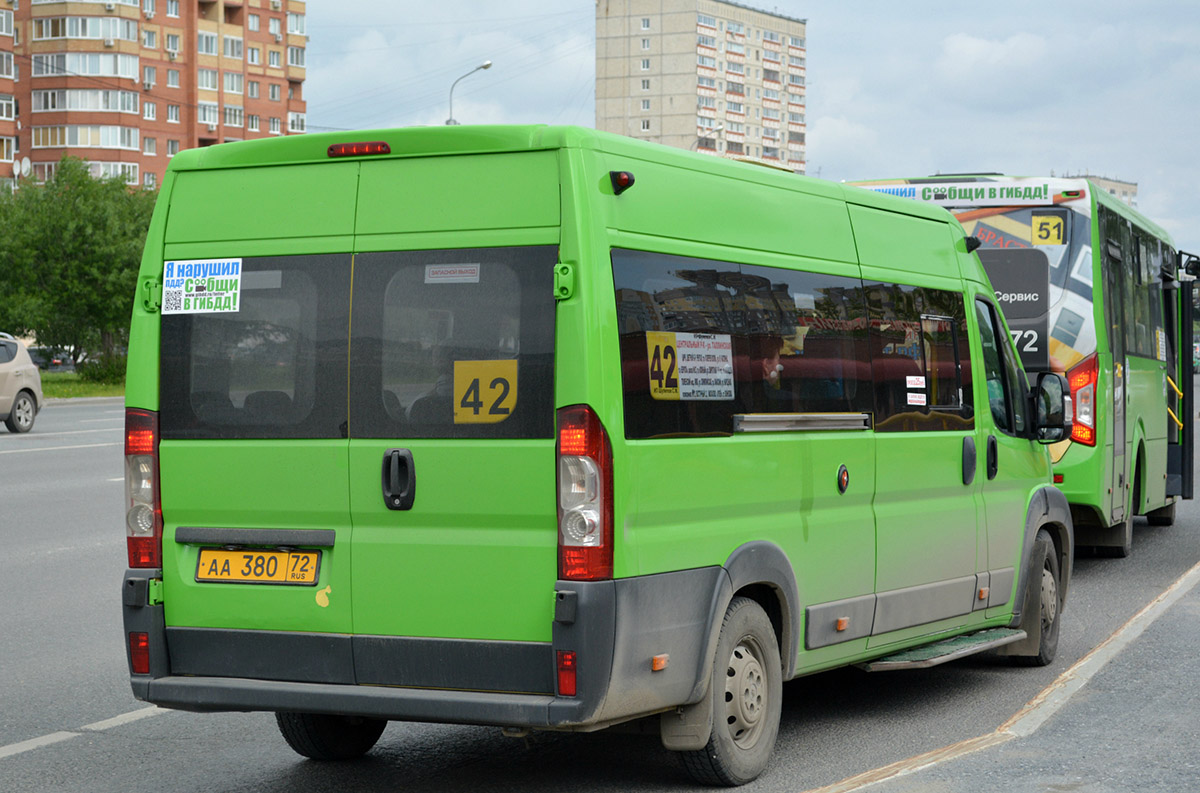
[345,152,562,691]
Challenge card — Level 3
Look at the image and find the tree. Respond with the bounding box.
[0,156,157,368]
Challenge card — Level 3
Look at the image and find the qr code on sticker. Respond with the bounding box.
[163,288,183,313]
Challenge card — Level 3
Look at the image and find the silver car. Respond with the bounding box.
[0,333,44,433]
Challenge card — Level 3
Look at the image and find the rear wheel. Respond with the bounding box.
[1094,514,1132,558]
[275,712,387,760]
[1012,529,1062,667]
[4,391,35,433]
[680,597,782,786]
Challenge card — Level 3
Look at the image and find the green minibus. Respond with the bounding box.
[123,127,1072,785]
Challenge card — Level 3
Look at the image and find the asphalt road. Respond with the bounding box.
[0,396,1197,793]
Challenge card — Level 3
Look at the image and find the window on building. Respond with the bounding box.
[641,99,650,111]
[143,0,155,13]
[0,137,12,162]
[0,10,12,37]
[697,34,715,48]
[198,31,217,55]
[143,136,156,154]
[198,101,218,125]
[642,38,650,50]
[166,33,180,53]
[143,29,156,48]
[697,95,716,109]
[287,111,305,133]
[727,101,743,114]
[224,105,243,127]
[143,66,156,86]
[248,14,259,32]
[198,68,217,90]
[268,83,280,101]
[269,17,281,36]
[269,50,281,68]
[223,36,243,59]
[640,58,650,70]
[287,12,305,35]
[641,18,650,30]
[167,104,179,122]
[0,95,12,120]
[287,46,305,67]
[143,101,155,120]
[167,0,179,16]
[143,171,156,189]
[269,117,281,134]
[790,36,805,47]
[641,79,650,90]
[247,80,259,99]
[697,13,716,27]
[248,47,260,65]
[247,114,259,132]
[224,72,243,94]
[697,55,715,68]
[167,68,179,88]
[167,139,179,157]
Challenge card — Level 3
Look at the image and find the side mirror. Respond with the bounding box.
[1031,371,1072,443]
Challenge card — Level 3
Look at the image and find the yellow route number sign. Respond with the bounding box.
[1032,214,1065,246]
[454,359,518,423]
[645,331,735,401]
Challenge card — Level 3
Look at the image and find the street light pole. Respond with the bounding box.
[446,60,493,126]
[691,124,725,150]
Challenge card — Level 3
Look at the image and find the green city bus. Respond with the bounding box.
[852,176,1197,556]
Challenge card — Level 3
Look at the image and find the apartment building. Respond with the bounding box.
[1,0,306,191]
[1063,173,1138,209]
[596,0,806,172]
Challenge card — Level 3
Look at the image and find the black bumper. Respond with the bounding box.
[123,565,727,729]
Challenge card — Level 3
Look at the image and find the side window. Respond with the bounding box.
[160,255,351,440]
[975,299,1028,435]
[612,248,871,439]
[349,246,557,440]
[0,341,14,364]
[866,283,974,432]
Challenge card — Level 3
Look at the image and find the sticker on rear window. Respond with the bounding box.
[425,264,480,284]
[162,258,242,314]
[453,359,517,423]
[646,331,735,401]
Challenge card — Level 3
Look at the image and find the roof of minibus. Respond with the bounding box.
[165,124,958,226]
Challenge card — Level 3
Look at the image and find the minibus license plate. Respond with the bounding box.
[196,549,320,585]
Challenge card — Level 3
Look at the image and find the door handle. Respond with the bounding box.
[962,436,976,485]
[986,435,998,481]
[381,448,416,511]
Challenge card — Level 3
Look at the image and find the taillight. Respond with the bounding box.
[556,650,577,697]
[129,632,150,675]
[557,405,613,580]
[1067,354,1098,446]
[125,408,162,568]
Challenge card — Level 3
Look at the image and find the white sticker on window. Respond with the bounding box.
[645,331,735,401]
[906,375,926,389]
[907,392,927,406]
[425,264,480,284]
[162,258,242,314]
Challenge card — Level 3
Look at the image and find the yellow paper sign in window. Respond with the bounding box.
[1031,214,1065,246]
[453,360,518,423]
[645,331,680,400]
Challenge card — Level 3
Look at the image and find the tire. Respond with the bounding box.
[275,712,387,760]
[4,391,36,433]
[681,597,782,786]
[1012,529,1062,667]
[1145,500,1176,526]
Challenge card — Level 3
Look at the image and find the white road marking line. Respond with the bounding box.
[107,477,124,482]
[0,708,169,761]
[0,442,122,455]
[0,732,79,761]
[81,706,166,732]
[805,558,1200,793]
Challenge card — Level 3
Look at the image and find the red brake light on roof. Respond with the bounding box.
[610,170,636,195]
[327,141,391,158]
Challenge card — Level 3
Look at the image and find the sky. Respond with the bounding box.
[303,1,1200,253]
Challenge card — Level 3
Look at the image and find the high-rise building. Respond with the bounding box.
[596,0,806,172]
[2,0,306,191]
[1063,173,1138,209]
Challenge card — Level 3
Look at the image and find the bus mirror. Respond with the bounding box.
[964,236,982,253]
[1033,372,1071,444]
[1184,256,1200,278]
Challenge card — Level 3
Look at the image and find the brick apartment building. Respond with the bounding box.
[0,0,306,191]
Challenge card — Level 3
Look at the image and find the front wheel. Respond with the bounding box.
[4,391,35,433]
[275,712,387,760]
[1012,529,1062,667]
[681,597,782,786]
